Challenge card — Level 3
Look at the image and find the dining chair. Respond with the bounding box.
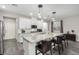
[51,36,64,55]
[63,34,69,47]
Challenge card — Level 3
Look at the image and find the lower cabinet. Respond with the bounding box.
[64,34,76,41]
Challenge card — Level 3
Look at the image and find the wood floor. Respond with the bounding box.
[3,39,79,55]
[4,39,24,55]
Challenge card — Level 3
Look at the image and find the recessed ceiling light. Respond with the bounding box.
[2,5,6,8]
[29,13,33,16]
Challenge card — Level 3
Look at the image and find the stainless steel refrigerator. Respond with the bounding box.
[0,20,4,55]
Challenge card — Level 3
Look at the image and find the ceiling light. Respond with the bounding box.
[52,11,56,22]
[52,12,56,14]
[38,15,42,18]
[38,4,43,8]
[2,5,6,8]
[29,13,33,16]
[37,4,43,19]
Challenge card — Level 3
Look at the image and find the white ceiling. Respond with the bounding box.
[0,4,79,20]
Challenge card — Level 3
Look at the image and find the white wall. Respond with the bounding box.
[63,16,79,41]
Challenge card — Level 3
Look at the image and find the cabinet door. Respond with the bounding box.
[71,34,76,41]
[0,21,4,54]
[4,18,16,39]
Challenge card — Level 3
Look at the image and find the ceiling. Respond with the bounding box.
[0,4,79,20]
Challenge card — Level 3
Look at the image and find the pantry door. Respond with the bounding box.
[3,17,16,40]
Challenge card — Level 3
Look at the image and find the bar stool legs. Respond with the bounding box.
[67,40,68,46]
[50,45,53,55]
[58,44,61,55]
[35,47,37,55]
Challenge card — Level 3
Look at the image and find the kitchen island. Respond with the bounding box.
[22,32,63,55]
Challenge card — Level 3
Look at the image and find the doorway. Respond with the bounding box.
[3,17,16,40]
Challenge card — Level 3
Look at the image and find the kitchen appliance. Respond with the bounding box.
[31,25,37,28]
[37,29,42,32]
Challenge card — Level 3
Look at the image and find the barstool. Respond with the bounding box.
[36,40,52,55]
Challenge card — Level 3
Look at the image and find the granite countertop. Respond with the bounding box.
[21,32,63,43]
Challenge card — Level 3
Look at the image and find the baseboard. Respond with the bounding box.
[76,40,79,42]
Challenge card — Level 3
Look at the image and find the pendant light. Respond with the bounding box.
[37,4,43,19]
[52,11,56,22]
